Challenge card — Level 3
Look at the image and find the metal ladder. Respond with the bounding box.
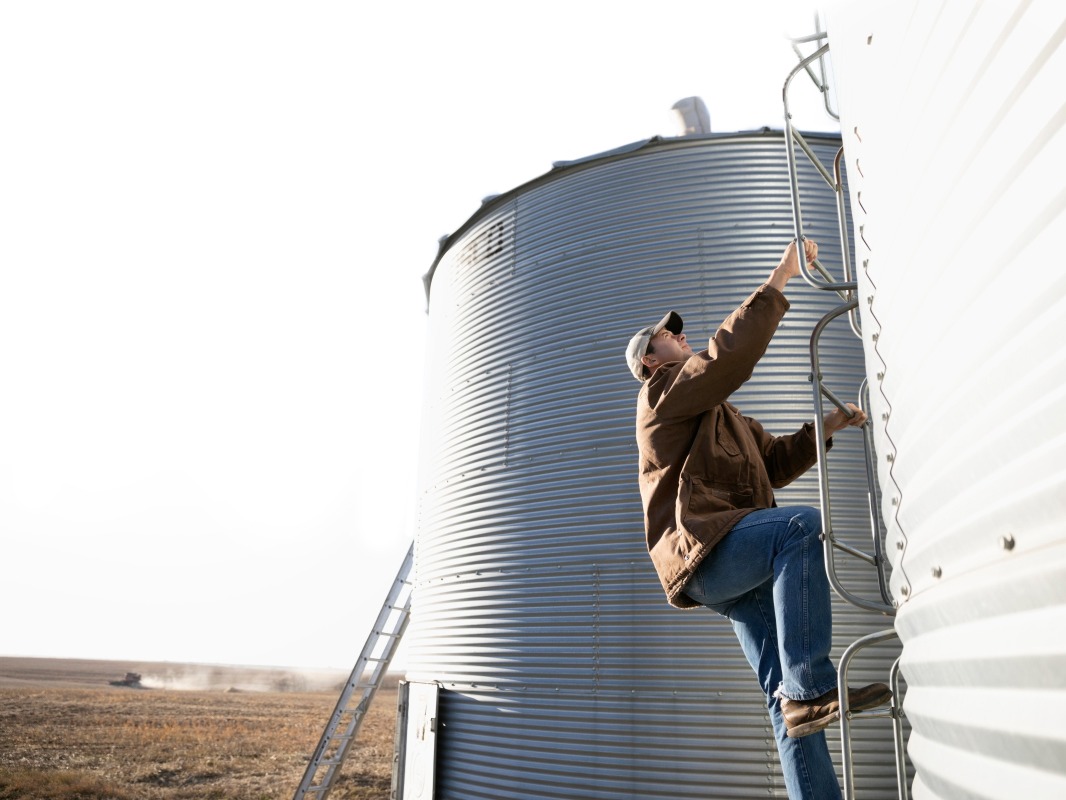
[782,23,909,800]
[293,543,415,800]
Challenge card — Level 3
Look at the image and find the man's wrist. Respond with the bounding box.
[766,266,791,293]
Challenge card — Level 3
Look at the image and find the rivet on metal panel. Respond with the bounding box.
[1000,534,1016,551]
[900,584,909,596]
[931,566,942,579]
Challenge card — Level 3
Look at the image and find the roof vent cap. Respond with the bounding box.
[671,96,710,136]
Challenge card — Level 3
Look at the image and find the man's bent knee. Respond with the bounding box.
[788,506,823,539]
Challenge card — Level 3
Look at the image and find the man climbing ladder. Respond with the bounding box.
[624,239,891,800]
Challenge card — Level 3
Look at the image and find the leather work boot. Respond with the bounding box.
[780,683,892,739]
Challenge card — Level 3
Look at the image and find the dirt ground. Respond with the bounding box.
[0,657,398,800]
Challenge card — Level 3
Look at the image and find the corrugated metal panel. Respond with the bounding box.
[828,1,1066,797]
[406,132,903,798]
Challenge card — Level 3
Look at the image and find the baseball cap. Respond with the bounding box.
[625,311,683,381]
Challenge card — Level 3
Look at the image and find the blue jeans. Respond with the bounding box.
[683,506,842,800]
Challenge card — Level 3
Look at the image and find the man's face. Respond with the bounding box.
[642,328,693,374]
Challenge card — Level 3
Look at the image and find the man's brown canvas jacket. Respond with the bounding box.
[636,284,826,609]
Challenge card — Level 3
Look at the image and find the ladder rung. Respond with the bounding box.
[317,753,349,766]
[369,628,404,638]
[827,536,877,566]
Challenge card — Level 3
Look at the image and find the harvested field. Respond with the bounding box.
[0,657,398,800]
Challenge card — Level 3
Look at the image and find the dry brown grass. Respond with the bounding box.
[0,658,398,800]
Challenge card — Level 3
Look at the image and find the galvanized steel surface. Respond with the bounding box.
[828,2,1066,798]
[407,131,902,798]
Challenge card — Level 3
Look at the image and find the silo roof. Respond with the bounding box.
[422,126,843,308]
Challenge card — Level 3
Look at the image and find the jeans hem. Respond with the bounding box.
[774,680,838,702]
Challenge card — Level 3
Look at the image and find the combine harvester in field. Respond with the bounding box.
[108,672,145,689]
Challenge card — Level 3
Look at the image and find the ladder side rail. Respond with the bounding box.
[819,48,840,121]
[889,656,911,800]
[809,303,894,615]
[860,380,893,606]
[293,544,414,800]
[833,147,863,338]
[837,629,902,800]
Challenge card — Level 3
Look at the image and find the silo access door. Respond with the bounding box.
[392,681,440,800]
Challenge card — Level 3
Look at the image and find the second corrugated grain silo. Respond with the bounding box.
[401,130,902,799]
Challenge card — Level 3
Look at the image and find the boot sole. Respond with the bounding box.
[786,710,839,738]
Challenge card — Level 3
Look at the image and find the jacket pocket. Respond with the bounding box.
[715,413,742,457]
[681,475,754,529]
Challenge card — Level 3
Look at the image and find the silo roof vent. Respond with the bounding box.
[672,96,710,136]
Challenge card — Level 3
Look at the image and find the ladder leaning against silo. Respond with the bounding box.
[292,542,414,800]
[783,31,908,800]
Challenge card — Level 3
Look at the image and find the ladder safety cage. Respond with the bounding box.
[838,630,911,800]
[809,310,894,614]
[783,25,909,800]
[784,42,856,300]
[293,543,415,800]
[788,19,840,121]
[783,30,893,615]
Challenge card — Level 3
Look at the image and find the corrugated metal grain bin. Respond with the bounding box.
[402,130,902,798]
[828,2,1066,798]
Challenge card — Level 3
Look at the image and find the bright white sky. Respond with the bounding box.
[0,1,836,670]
